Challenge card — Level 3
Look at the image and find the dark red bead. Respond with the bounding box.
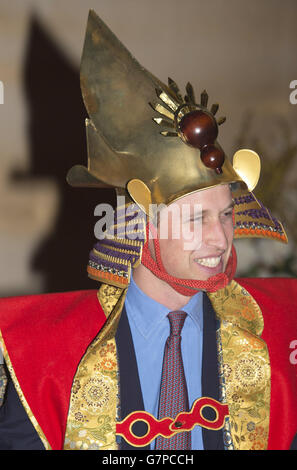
[179,110,218,149]
[200,144,225,171]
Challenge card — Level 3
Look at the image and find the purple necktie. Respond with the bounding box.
[155,311,191,450]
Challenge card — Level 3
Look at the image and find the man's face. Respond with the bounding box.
[151,184,234,281]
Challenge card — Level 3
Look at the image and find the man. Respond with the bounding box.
[0,10,296,451]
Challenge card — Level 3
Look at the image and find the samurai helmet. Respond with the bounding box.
[67,10,287,291]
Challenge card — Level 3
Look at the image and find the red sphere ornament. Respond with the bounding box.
[200,144,225,173]
[179,109,218,149]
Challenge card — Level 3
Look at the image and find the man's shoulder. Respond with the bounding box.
[236,277,297,339]
[0,289,99,311]
[236,277,297,313]
[236,276,296,295]
[0,289,104,327]
[0,289,107,353]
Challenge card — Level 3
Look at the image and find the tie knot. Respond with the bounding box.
[167,311,187,336]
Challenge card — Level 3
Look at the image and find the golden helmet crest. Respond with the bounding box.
[67,10,287,244]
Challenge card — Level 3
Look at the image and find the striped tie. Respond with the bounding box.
[155,311,191,449]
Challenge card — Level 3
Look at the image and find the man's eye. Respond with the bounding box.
[223,211,233,218]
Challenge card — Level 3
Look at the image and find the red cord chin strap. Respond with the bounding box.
[141,222,237,295]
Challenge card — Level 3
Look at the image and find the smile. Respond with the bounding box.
[194,256,222,268]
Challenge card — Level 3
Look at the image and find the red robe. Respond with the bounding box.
[0,278,296,450]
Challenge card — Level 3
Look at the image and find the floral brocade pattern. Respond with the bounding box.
[209,281,270,450]
[63,338,118,450]
[63,284,125,450]
[98,285,123,317]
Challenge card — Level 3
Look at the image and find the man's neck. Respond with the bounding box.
[132,264,194,311]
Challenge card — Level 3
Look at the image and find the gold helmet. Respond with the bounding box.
[67,10,286,246]
[67,10,288,291]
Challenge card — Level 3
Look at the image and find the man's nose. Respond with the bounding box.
[204,219,229,251]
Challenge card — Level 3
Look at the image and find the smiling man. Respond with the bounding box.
[0,10,297,451]
[133,185,234,311]
[124,184,235,450]
[149,185,233,280]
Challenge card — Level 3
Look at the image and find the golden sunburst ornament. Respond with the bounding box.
[150,78,227,174]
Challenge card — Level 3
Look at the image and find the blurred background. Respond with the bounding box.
[0,0,297,297]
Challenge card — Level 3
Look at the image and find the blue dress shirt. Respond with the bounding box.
[125,272,204,450]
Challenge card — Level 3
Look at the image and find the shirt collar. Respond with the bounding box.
[125,271,203,339]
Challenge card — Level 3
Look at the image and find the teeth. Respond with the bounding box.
[194,256,221,268]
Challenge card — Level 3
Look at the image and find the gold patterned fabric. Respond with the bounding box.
[208,280,270,450]
[63,285,126,450]
[63,337,119,450]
